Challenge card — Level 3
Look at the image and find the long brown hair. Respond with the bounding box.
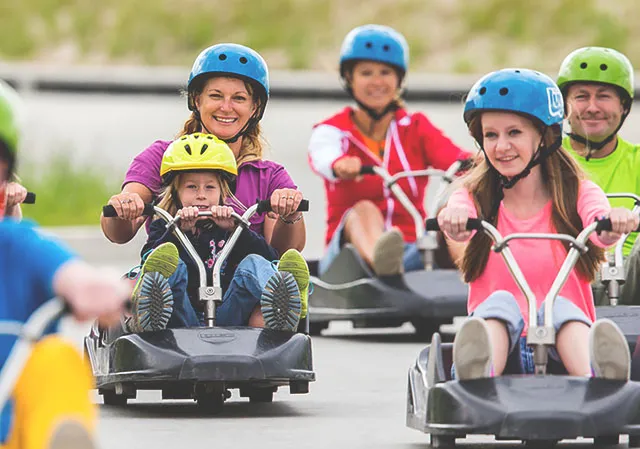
[458,114,604,283]
[179,76,265,166]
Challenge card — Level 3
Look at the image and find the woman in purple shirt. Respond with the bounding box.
[100,43,309,329]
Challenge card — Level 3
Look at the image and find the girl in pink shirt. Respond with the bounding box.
[438,68,639,380]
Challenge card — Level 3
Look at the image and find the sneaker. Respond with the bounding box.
[590,318,630,380]
[130,242,179,333]
[372,229,404,276]
[277,249,310,319]
[453,317,493,380]
[49,420,95,449]
[261,271,301,331]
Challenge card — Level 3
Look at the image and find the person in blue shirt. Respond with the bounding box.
[0,82,129,448]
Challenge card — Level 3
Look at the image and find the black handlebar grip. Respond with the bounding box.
[102,203,155,218]
[595,218,612,233]
[425,217,483,232]
[256,199,310,215]
[23,192,36,204]
[360,165,376,175]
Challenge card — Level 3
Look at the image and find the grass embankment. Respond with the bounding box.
[19,156,119,226]
[1,0,638,73]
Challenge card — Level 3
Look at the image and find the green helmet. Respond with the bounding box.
[0,80,22,165]
[557,47,634,106]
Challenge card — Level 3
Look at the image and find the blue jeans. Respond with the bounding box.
[166,254,278,328]
[452,291,592,377]
[319,209,424,275]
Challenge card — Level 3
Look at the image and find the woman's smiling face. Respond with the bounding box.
[194,76,257,142]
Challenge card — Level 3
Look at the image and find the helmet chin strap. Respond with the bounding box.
[482,128,562,221]
[345,85,399,123]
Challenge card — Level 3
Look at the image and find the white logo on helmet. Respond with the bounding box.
[547,87,564,119]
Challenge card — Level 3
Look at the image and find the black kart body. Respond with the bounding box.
[407,333,640,447]
[307,245,467,336]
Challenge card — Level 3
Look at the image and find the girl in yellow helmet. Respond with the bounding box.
[127,133,303,332]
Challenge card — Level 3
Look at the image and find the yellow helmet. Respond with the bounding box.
[161,133,238,182]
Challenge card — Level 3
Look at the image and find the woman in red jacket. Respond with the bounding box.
[309,24,469,276]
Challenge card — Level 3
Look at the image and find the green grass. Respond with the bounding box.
[0,0,637,72]
[18,155,119,226]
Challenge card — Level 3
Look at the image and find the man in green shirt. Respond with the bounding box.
[557,46,640,305]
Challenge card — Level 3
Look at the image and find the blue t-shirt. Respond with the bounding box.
[0,219,75,440]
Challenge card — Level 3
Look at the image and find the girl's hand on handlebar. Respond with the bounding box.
[210,205,236,231]
[333,156,362,180]
[177,206,200,232]
[600,207,640,244]
[437,206,473,241]
[106,192,145,220]
[4,182,27,208]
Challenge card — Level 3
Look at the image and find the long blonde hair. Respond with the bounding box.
[179,77,265,166]
[156,171,235,218]
[458,115,604,283]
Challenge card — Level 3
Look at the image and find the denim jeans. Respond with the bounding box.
[319,208,425,275]
[166,254,278,328]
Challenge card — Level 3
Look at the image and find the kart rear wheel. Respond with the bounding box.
[524,439,558,448]
[309,321,329,336]
[430,435,455,448]
[412,319,441,340]
[196,392,225,414]
[249,388,274,403]
[102,390,128,406]
[594,435,619,445]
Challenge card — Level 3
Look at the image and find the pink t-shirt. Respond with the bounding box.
[447,180,611,332]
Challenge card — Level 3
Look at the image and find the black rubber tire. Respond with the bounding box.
[524,440,558,449]
[196,392,225,414]
[430,435,455,448]
[102,390,128,406]
[594,435,619,446]
[249,389,274,403]
[309,321,329,336]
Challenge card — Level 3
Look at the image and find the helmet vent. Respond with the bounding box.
[383,44,390,51]
[479,87,487,95]
[200,143,209,154]
[580,62,588,69]
[365,42,373,49]
[184,144,192,155]
[239,57,248,64]
[515,70,521,73]
[499,87,509,96]
[600,63,608,71]
[219,54,227,61]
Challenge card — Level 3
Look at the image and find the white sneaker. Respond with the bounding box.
[49,420,96,449]
[590,318,630,381]
[372,229,404,276]
[453,317,493,380]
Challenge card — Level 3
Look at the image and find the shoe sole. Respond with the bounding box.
[133,272,174,332]
[49,421,95,449]
[372,230,404,276]
[453,317,492,380]
[278,250,310,318]
[590,318,630,380]
[261,271,301,331]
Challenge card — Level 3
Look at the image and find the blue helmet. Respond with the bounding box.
[187,43,270,117]
[339,25,409,79]
[463,68,564,129]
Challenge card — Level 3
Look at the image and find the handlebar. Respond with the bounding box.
[103,199,309,327]
[23,192,36,204]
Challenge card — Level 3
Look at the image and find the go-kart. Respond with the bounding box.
[85,200,315,412]
[407,216,640,447]
[307,160,471,337]
[595,193,640,356]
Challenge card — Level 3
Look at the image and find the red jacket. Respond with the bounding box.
[308,107,467,245]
